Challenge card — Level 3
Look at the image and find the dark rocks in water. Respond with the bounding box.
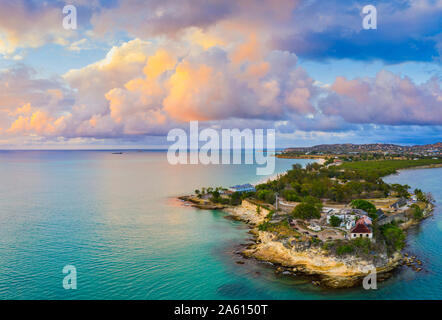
[236,261,245,265]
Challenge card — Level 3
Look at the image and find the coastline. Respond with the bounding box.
[255,158,324,185]
[178,159,437,289]
[396,163,442,172]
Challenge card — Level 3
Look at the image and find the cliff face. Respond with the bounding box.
[244,231,402,288]
[224,200,270,225]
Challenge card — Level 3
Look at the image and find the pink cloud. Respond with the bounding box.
[320,70,442,125]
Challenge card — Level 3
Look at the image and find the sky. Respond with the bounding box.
[0,0,441,149]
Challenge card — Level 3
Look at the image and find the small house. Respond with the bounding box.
[350,223,372,239]
[391,198,407,209]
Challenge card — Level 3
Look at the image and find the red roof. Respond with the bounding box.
[356,216,372,225]
[351,223,372,234]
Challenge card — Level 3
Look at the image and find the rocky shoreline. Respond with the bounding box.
[179,196,433,289]
[226,200,402,288]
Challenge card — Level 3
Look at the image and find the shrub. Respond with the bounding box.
[329,215,342,227]
[266,210,275,220]
[230,192,242,205]
[256,189,276,204]
[410,204,424,220]
[381,223,405,251]
[282,189,301,202]
[291,202,321,220]
[351,237,372,253]
[351,199,376,214]
[258,221,271,231]
[336,244,354,255]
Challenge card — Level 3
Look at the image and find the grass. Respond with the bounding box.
[339,159,442,177]
[258,220,302,239]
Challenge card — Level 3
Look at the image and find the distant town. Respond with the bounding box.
[278,142,442,158]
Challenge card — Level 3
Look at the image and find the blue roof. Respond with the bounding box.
[229,183,256,191]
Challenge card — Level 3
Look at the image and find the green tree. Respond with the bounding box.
[291,202,321,220]
[336,244,354,255]
[391,184,410,198]
[230,192,242,205]
[329,215,342,227]
[256,189,275,204]
[210,190,221,203]
[381,223,405,251]
[410,204,424,220]
[351,199,376,214]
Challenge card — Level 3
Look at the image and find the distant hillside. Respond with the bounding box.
[283,142,442,155]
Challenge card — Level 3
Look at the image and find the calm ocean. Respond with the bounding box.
[0,150,440,299]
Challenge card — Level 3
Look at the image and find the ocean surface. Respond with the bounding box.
[0,150,440,299]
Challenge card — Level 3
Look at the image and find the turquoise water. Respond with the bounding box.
[0,151,440,299]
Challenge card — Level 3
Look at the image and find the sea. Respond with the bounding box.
[0,150,440,299]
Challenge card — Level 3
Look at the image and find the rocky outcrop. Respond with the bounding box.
[244,231,402,288]
[223,200,270,225]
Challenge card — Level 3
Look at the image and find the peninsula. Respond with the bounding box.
[179,149,441,288]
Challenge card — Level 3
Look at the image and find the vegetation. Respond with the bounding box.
[329,215,342,227]
[230,192,242,205]
[258,220,301,239]
[350,199,377,214]
[336,244,354,255]
[291,202,321,220]
[391,184,410,198]
[334,237,376,256]
[414,188,434,204]
[195,157,437,259]
[410,204,424,220]
[255,189,275,204]
[380,223,406,252]
[339,159,442,179]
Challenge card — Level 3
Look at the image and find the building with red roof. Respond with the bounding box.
[350,223,373,239]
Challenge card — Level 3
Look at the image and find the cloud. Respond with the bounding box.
[0,65,73,114]
[97,40,319,136]
[1,0,440,65]
[0,0,440,147]
[0,0,76,56]
[4,37,439,145]
[319,70,442,125]
[91,0,234,38]
[273,0,442,63]
[87,0,441,64]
